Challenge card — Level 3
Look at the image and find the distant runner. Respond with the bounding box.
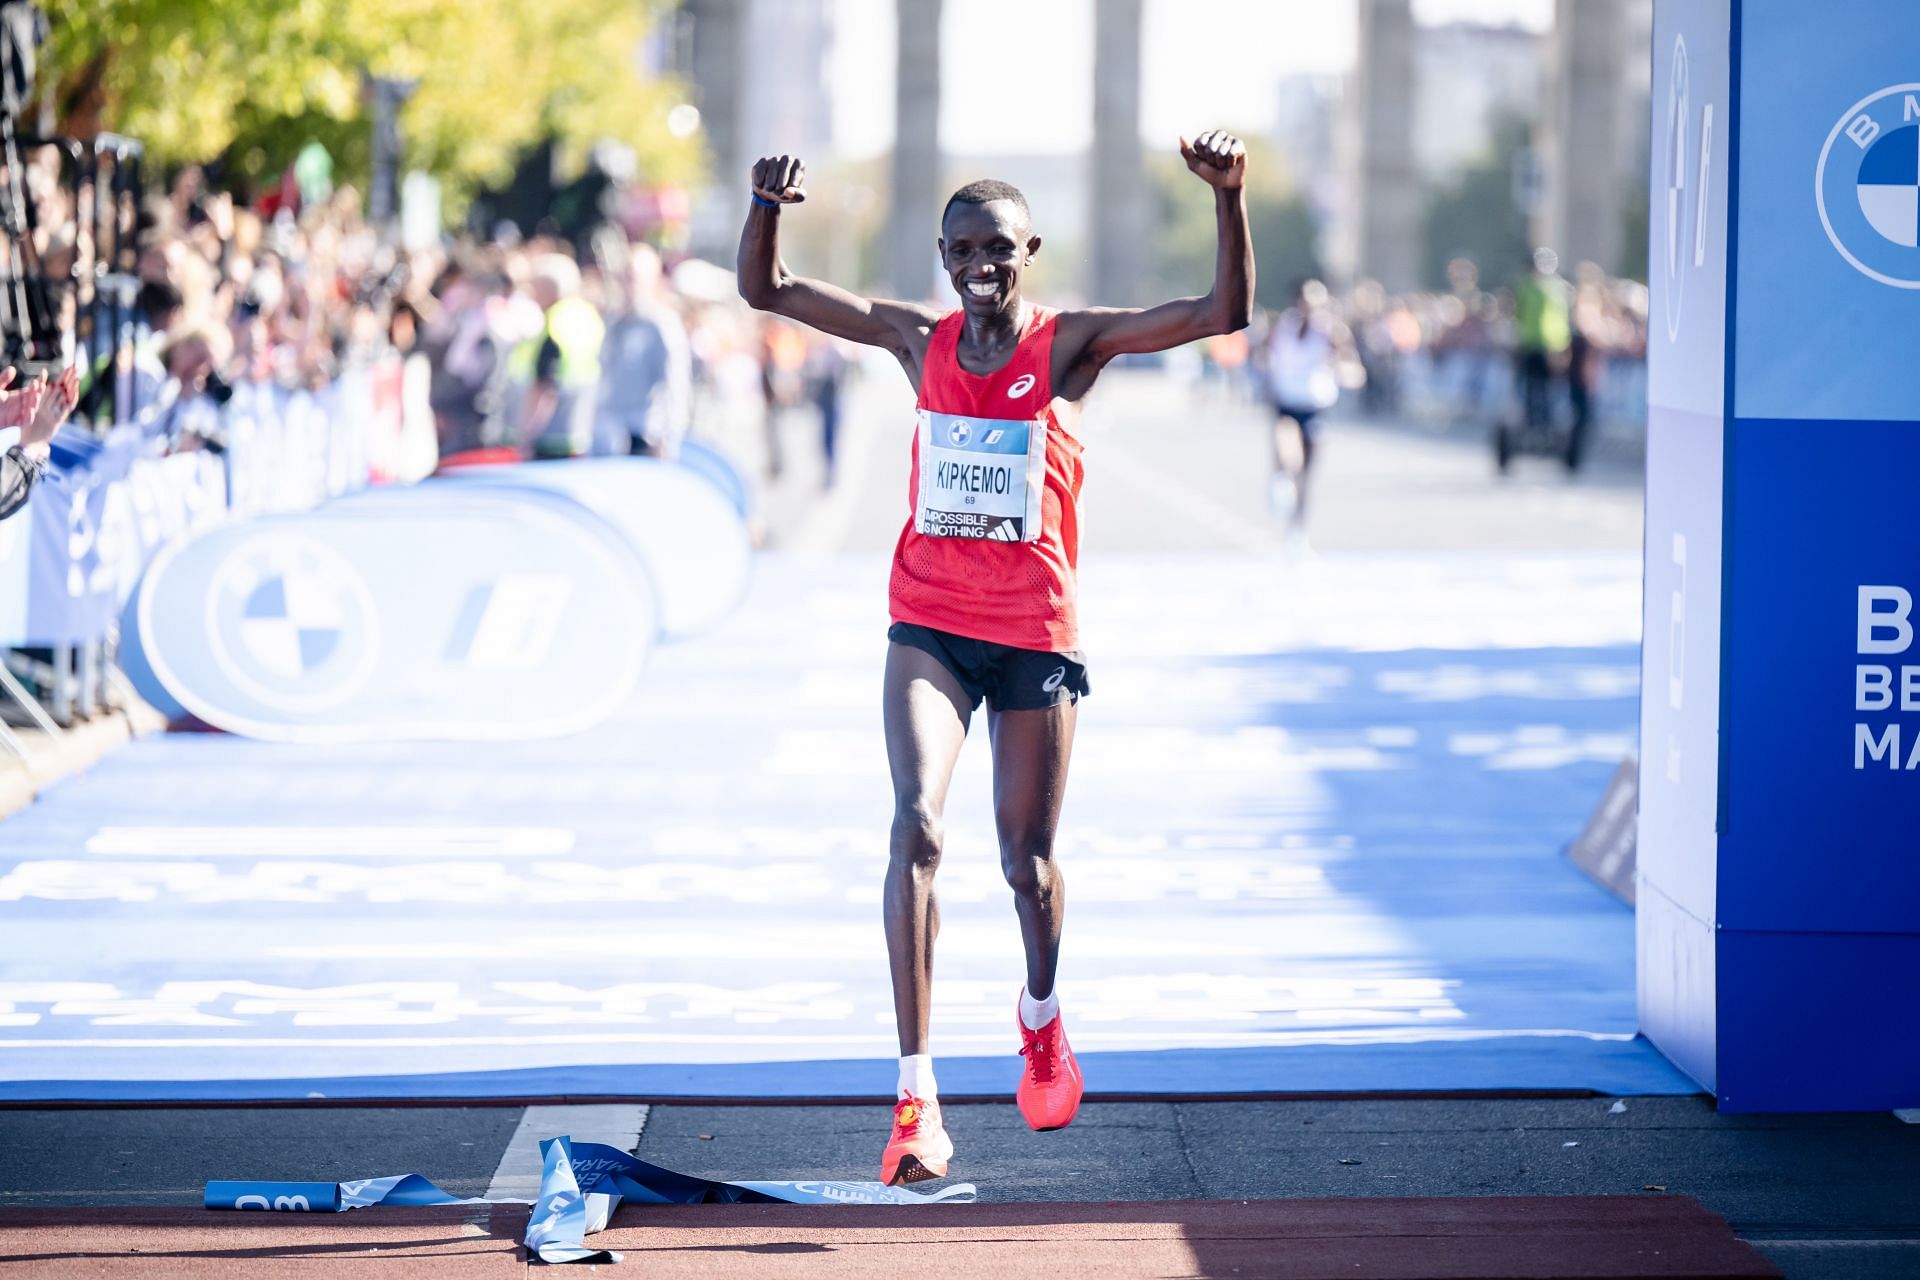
[1261,278,1353,548]
[738,132,1254,1185]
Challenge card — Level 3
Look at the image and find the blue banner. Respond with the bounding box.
[1641,0,1920,1111]
[207,1136,975,1265]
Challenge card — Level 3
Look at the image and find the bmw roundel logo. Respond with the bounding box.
[205,534,379,712]
[1816,83,1920,288]
[947,419,972,446]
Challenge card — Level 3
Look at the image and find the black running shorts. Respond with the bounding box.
[887,622,1091,712]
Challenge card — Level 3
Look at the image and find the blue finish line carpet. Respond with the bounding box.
[0,553,1697,1100]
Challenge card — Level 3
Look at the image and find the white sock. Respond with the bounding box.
[1019,986,1060,1031]
[897,1053,937,1101]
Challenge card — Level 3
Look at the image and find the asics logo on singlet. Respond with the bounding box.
[1006,374,1036,398]
[947,419,972,446]
[1042,666,1066,693]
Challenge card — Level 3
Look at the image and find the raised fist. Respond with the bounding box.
[751,155,808,205]
[1179,131,1246,190]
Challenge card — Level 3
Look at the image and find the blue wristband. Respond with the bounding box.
[751,192,780,210]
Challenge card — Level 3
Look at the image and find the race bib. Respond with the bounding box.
[915,409,1045,542]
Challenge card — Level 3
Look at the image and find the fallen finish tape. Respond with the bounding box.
[206,1134,977,1264]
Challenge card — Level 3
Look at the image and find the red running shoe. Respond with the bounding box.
[1015,997,1085,1131]
[879,1093,953,1185]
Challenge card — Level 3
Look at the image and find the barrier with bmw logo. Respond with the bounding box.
[119,488,657,742]
[434,457,754,640]
[119,452,756,740]
[1641,0,1920,1110]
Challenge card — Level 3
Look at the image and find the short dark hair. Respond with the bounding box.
[942,179,1030,232]
[136,279,184,327]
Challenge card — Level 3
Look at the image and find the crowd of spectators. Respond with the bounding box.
[1235,254,1651,439]
[13,137,1653,502]
[7,153,798,480]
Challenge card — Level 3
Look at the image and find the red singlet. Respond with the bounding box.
[889,306,1085,651]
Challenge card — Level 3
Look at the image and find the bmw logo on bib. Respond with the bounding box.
[210,535,378,713]
[1817,84,1920,287]
[947,419,972,447]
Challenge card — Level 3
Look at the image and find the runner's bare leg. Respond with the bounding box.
[988,702,1077,1001]
[882,643,973,1055]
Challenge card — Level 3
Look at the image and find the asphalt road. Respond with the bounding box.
[4,1099,1917,1277]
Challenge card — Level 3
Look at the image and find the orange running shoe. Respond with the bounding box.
[879,1093,953,1185]
[1015,998,1085,1131]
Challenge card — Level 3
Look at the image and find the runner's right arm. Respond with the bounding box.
[737,155,939,384]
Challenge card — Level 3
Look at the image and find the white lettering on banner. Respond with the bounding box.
[1694,105,1713,268]
[1858,722,1898,767]
[1853,587,1919,771]
[1859,665,1894,711]
[1847,113,1881,148]
[1854,722,1920,770]
[1668,535,1687,711]
[1907,94,1920,122]
[1855,667,1920,713]
[1858,586,1913,654]
[233,1195,310,1211]
[464,575,571,670]
[1664,534,1688,783]
[0,975,1467,1039]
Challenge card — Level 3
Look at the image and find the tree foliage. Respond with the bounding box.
[43,0,700,208]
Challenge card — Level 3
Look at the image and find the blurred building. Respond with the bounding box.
[889,0,942,298]
[1334,0,1650,289]
[1271,74,1343,223]
[680,0,838,255]
[1090,0,1146,307]
[1414,21,1543,181]
[1538,0,1653,275]
[1339,0,1419,292]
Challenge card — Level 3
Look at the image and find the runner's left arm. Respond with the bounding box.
[1053,132,1253,401]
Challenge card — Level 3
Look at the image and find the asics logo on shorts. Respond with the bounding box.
[1042,666,1066,693]
[1006,374,1036,398]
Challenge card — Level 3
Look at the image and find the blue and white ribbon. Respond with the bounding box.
[207,1134,977,1264]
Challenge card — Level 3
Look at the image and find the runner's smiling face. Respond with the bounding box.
[940,199,1041,319]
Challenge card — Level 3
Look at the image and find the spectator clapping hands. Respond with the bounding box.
[23,366,81,449]
[0,369,47,433]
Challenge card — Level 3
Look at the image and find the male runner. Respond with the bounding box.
[738,132,1252,1185]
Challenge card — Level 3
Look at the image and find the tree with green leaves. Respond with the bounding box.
[43,0,700,212]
